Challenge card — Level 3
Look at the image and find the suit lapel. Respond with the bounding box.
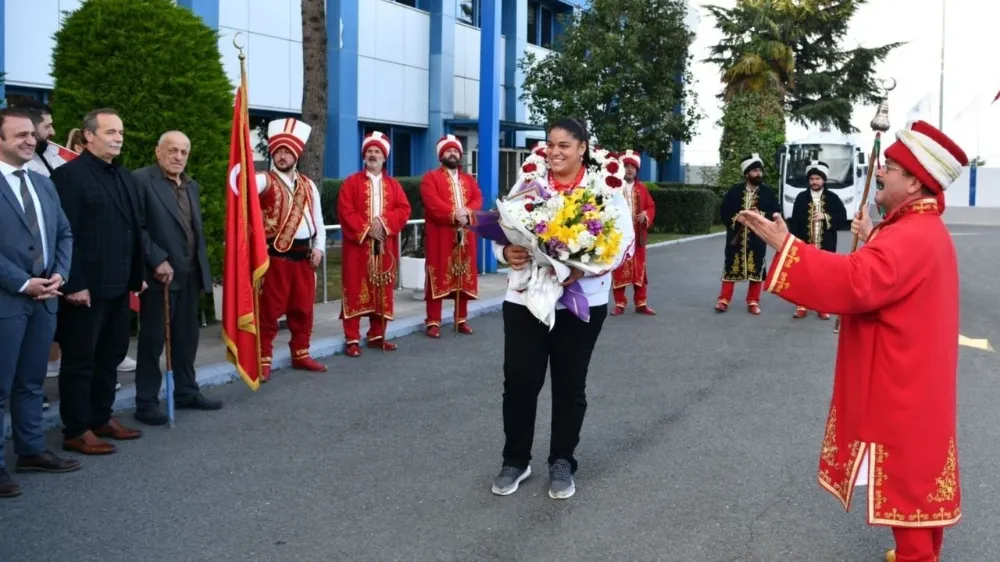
[188,182,204,237]
[0,174,30,230]
[152,173,186,229]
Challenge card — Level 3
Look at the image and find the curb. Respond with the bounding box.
[5,296,505,439]
[5,231,721,439]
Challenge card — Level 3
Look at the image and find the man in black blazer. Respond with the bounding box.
[0,109,80,498]
[133,131,220,426]
[52,108,146,455]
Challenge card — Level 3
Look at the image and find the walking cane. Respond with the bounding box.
[834,78,895,335]
[371,239,387,354]
[163,289,175,428]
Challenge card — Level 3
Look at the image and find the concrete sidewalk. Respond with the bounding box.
[5,231,726,439]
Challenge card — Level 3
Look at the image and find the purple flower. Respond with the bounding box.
[533,221,548,234]
[547,238,568,254]
[586,219,603,236]
[582,203,596,212]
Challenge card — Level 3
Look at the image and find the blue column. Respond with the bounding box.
[478,0,502,274]
[326,0,360,178]
[503,0,527,145]
[426,0,456,172]
[664,141,684,182]
[177,0,219,28]
[0,0,6,107]
[969,161,978,207]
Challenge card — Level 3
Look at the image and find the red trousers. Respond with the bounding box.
[425,292,470,326]
[892,527,944,562]
[260,256,316,362]
[718,280,762,304]
[613,284,648,308]
[343,314,388,344]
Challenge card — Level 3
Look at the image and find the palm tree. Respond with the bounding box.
[297,0,328,182]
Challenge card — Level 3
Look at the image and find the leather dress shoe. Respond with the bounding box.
[135,406,169,426]
[636,305,656,315]
[64,430,116,455]
[611,305,625,316]
[0,469,22,498]
[345,343,361,357]
[176,394,223,411]
[93,418,142,440]
[261,366,271,383]
[15,451,82,474]
[457,323,473,335]
[426,325,441,338]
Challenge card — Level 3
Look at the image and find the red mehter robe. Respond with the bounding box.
[419,167,483,300]
[613,180,657,289]
[764,198,961,528]
[337,171,412,320]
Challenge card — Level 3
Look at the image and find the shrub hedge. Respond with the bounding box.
[318,177,721,237]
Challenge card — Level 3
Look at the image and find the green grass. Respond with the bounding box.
[647,224,726,244]
[316,248,343,303]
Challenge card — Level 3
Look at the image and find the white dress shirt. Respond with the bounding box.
[448,168,465,208]
[367,171,387,231]
[0,161,50,293]
[256,168,326,252]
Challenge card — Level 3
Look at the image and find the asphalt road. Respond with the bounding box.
[3,227,999,562]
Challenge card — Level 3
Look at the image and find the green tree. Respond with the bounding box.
[519,0,702,161]
[51,0,233,277]
[297,0,328,182]
[716,90,786,189]
[706,0,901,133]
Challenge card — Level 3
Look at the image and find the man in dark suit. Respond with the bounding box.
[133,131,220,425]
[52,108,146,455]
[0,109,81,498]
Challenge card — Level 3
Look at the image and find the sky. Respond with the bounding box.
[682,0,998,166]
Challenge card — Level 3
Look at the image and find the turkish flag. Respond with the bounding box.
[222,85,269,391]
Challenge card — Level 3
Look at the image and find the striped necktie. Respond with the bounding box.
[12,170,45,276]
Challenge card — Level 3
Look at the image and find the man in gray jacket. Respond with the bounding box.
[133,131,219,426]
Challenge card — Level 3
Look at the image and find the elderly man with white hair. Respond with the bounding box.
[131,131,219,426]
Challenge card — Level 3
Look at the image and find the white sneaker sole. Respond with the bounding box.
[491,465,532,496]
[548,482,575,500]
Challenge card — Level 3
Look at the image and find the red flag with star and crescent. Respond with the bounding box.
[222,84,269,391]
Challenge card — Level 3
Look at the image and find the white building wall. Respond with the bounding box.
[452,22,507,121]
[357,0,429,127]
[217,0,302,112]
[944,167,1000,208]
[3,0,84,88]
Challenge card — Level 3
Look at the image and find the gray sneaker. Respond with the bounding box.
[491,465,531,496]
[548,459,575,499]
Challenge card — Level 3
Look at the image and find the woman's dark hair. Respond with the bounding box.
[548,117,596,169]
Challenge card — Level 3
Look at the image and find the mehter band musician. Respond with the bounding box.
[611,149,656,316]
[787,160,848,319]
[737,120,966,562]
[716,153,780,315]
[256,118,328,382]
[337,132,412,357]
[419,134,483,337]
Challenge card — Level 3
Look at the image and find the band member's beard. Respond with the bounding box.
[275,161,296,173]
[35,138,49,155]
[747,174,762,186]
[441,157,460,169]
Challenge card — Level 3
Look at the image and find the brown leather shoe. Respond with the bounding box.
[0,469,22,498]
[15,451,82,474]
[63,430,116,455]
[92,419,142,441]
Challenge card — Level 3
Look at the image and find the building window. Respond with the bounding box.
[527,1,538,45]
[392,131,413,177]
[393,0,428,9]
[540,6,553,47]
[458,0,480,27]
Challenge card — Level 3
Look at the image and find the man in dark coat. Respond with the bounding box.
[787,160,848,319]
[716,153,781,315]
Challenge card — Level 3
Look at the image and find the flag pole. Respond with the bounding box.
[235,32,263,386]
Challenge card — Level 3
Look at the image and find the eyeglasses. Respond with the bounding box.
[883,163,905,174]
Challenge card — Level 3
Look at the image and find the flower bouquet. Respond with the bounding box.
[470,144,632,329]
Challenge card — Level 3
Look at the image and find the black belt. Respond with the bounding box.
[268,238,312,260]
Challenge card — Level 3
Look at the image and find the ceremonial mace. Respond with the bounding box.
[834,78,895,334]
[454,227,465,336]
[163,290,175,428]
[370,238,392,353]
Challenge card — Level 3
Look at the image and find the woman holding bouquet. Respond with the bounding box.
[490,118,635,500]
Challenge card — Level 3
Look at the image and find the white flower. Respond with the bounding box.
[581,254,591,264]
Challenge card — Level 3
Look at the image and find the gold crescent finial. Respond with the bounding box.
[233,31,245,57]
[880,77,897,94]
